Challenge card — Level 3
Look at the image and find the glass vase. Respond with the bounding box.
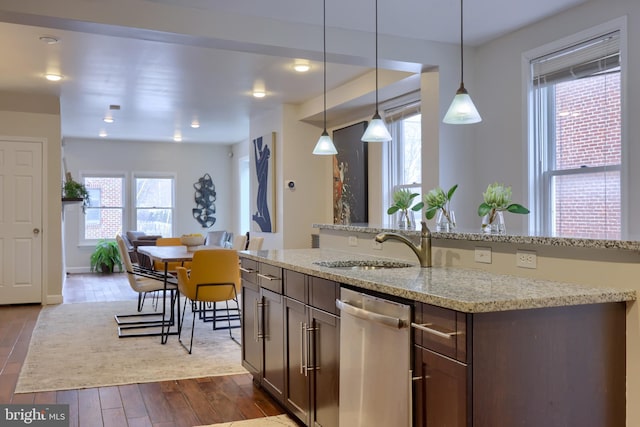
[481,209,506,235]
[436,203,456,232]
[397,210,416,229]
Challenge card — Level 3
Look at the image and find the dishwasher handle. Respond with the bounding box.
[336,299,408,329]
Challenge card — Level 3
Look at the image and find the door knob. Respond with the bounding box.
[33,228,40,235]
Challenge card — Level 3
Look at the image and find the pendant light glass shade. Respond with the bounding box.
[444,0,481,125]
[361,0,391,142]
[443,83,482,124]
[313,130,338,155]
[361,111,392,142]
[313,0,338,155]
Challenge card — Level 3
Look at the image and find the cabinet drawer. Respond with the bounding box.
[309,276,339,315]
[284,269,307,303]
[259,263,283,294]
[413,303,467,363]
[240,258,258,286]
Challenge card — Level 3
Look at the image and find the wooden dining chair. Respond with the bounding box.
[175,249,241,353]
[114,234,179,338]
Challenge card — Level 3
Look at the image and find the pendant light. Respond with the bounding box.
[361,0,392,142]
[443,0,482,124]
[313,0,338,155]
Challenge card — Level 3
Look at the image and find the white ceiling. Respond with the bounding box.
[0,0,588,145]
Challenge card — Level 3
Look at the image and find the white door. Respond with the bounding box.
[0,138,43,304]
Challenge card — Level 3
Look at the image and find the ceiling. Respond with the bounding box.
[0,0,588,145]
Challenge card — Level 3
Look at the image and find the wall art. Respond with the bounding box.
[333,121,368,224]
[250,132,276,232]
[192,173,216,228]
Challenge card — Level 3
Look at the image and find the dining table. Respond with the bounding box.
[136,245,200,343]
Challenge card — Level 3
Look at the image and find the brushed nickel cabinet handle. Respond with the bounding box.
[257,273,280,281]
[240,267,255,273]
[411,322,462,339]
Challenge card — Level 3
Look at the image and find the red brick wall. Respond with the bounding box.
[552,73,620,239]
[84,177,124,239]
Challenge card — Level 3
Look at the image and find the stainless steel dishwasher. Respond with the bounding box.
[336,287,412,427]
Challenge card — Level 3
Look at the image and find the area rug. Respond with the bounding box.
[196,414,299,427]
[15,300,248,393]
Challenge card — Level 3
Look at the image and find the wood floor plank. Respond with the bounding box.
[127,415,153,427]
[78,388,104,427]
[11,391,35,404]
[138,382,174,424]
[162,390,200,427]
[99,386,123,410]
[119,384,149,419]
[176,378,220,424]
[57,389,79,427]
[34,391,57,403]
[103,407,128,427]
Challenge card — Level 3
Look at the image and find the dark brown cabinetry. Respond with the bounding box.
[240,259,285,403]
[283,270,340,427]
[413,301,626,427]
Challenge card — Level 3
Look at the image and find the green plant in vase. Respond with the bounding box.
[90,239,123,273]
[478,182,529,234]
[424,184,457,231]
[387,189,424,229]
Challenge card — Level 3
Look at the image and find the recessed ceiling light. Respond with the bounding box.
[39,36,59,45]
[253,90,266,98]
[293,60,311,73]
[191,120,200,128]
[99,130,107,138]
[173,133,182,142]
[45,73,62,81]
[103,116,114,123]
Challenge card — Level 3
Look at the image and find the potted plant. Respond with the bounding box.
[90,239,123,273]
[62,172,90,212]
[424,184,457,232]
[387,189,424,229]
[478,182,529,234]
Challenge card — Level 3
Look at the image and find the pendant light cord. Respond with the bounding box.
[323,0,327,130]
[375,0,379,111]
[460,0,464,84]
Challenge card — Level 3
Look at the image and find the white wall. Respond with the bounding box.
[471,0,640,237]
[62,138,233,272]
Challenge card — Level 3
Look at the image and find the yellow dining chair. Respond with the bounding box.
[154,237,192,272]
[175,249,241,353]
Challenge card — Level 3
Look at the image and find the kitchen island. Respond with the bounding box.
[239,248,635,427]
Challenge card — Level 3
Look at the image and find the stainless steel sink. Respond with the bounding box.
[313,260,414,270]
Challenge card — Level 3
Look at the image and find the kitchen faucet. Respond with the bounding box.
[375,221,432,268]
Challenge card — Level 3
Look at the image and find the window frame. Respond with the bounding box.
[79,172,126,245]
[131,172,177,237]
[523,17,627,238]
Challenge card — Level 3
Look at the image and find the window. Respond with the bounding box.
[384,101,422,221]
[134,176,175,236]
[83,175,125,240]
[528,29,621,239]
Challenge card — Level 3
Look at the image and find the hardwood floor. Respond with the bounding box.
[0,273,288,427]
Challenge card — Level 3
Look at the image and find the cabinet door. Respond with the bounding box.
[309,308,340,427]
[284,297,310,424]
[414,345,469,427]
[241,281,261,378]
[262,288,285,402]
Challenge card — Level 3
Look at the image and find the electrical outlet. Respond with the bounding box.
[474,247,492,264]
[372,240,383,250]
[516,250,537,269]
[348,236,358,247]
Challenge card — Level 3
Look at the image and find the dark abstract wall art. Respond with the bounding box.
[333,121,368,225]
[192,173,217,228]
[251,132,276,232]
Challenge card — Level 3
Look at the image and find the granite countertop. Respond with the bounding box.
[314,223,640,251]
[240,248,636,313]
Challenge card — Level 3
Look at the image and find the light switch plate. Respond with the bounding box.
[348,236,358,247]
[475,247,492,264]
